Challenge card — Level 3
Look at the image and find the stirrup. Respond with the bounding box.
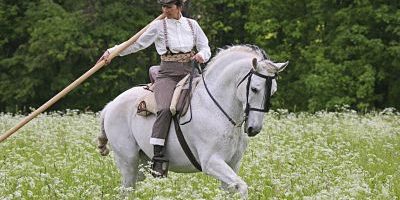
[151,157,169,178]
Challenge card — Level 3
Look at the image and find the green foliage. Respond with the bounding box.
[190,0,252,49]
[0,0,399,112]
[0,0,160,112]
[246,0,400,111]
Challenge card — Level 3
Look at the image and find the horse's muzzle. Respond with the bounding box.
[246,126,261,137]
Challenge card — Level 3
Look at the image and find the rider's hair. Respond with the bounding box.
[174,0,183,7]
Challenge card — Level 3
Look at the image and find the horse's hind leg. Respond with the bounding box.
[115,145,150,187]
[112,138,142,188]
[137,150,151,182]
[106,121,142,188]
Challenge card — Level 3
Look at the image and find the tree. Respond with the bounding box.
[246,0,400,111]
[0,0,399,112]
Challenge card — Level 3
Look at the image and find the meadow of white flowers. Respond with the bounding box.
[0,109,399,199]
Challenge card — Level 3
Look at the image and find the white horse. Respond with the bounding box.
[97,45,288,199]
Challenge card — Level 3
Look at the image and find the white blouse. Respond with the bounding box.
[108,15,211,62]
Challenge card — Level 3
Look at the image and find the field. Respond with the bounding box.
[1,109,399,199]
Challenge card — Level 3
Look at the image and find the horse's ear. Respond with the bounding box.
[252,58,258,70]
[274,61,289,72]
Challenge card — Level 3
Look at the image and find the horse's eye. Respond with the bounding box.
[251,87,258,93]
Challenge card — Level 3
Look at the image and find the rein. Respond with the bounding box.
[200,65,238,126]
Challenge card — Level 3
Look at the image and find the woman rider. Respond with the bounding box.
[98,0,211,177]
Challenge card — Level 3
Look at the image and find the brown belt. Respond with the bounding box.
[160,52,195,63]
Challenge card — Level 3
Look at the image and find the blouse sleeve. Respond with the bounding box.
[192,20,211,62]
[108,21,160,56]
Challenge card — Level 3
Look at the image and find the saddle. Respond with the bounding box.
[136,66,200,117]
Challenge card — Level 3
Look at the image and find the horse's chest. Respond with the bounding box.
[217,129,244,153]
[221,131,239,144]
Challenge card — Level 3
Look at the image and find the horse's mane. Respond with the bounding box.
[205,44,270,69]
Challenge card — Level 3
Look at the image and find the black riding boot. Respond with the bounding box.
[151,145,169,178]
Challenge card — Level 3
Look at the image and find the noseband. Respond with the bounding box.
[201,63,276,127]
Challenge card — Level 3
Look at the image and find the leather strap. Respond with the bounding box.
[163,18,196,54]
[186,19,196,45]
[201,71,237,126]
[173,116,202,171]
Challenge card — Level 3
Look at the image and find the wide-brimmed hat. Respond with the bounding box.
[158,0,182,6]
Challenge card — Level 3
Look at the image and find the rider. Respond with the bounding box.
[98,0,211,177]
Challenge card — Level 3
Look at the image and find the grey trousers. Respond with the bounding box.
[150,61,192,146]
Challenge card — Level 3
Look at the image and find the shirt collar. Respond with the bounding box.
[177,13,185,23]
[166,13,185,23]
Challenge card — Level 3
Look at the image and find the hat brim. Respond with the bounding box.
[158,0,177,5]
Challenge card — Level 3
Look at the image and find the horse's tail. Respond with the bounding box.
[97,104,110,156]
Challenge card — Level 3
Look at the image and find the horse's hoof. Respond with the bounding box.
[99,147,109,156]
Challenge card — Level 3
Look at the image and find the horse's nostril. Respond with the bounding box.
[247,126,260,137]
[247,127,256,137]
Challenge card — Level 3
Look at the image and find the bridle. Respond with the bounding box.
[201,62,276,128]
[237,69,275,127]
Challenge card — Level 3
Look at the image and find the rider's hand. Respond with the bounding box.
[192,53,205,63]
[97,50,111,64]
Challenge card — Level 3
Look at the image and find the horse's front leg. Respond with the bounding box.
[203,155,248,199]
[220,135,248,192]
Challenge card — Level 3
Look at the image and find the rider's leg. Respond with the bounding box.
[149,65,161,84]
[150,61,192,177]
[150,76,178,177]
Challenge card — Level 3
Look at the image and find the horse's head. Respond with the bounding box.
[237,58,288,137]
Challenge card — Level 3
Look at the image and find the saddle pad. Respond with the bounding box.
[170,75,190,115]
[136,75,201,117]
[136,84,157,116]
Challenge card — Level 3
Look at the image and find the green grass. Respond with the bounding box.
[1,109,399,199]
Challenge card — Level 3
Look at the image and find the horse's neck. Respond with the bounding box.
[199,54,254,123]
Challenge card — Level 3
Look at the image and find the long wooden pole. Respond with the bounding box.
[0,14,165,143]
